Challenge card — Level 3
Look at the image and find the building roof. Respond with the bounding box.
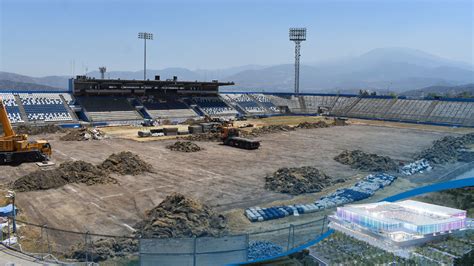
[341,200,466,226]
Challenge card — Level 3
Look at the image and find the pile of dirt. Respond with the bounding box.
[415,133,474,164]
[241,125,295,137]
[183,132,221,142]
[99,151,154,175]
[12,161,116,192]
[167,141,202,152]
[334,150,399,172]
[14,124,66,135]
[69,238,138,262]
[134,193,227,238]
[295,121,332,129]
[60,128,106,141]
[265,166,345,195]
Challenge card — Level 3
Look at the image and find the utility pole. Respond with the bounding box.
[138,32,154,80]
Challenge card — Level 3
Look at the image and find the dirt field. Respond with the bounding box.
[2,117,473,238]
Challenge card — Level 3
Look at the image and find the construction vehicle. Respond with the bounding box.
[0,100,52,165]
[221,127,260,150]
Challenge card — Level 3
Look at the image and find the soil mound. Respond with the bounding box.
[134,193,227,238]
[241,125,295,137]
[12,161,115,192]
[60,128,106,141]
[14,124,66,135]
[100,151,153,175]
[69,238,138,262]
[416,133,474,164]
[334,150,399,172]
[265,166,345,195]
[295,121,331,129]
[167,141,202,152]
[183,132,221,142]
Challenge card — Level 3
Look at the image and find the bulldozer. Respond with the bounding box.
[221,127,260,150]
[0,100,52,165]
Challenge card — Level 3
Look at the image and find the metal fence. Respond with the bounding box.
[4,216,328,265]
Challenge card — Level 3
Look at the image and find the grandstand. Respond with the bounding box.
[1,76,474,127]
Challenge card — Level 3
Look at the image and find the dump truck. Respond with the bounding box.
[221,127,260,150]
[0,100,52,165]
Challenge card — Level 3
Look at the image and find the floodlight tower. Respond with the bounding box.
[138,32,154,80]
[99,67,106,79]
[289,28,306,95]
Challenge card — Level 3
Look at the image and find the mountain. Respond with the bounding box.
[225,48,474,93]
[402,83,474,97]
[1,47,473,93]
[0,72,67,90]
[0,79,60,91]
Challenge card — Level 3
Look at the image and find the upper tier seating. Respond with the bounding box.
[78,96,142,121]
[140,96,197,119]
[252,94,279,112]
[193,97,238,116]
[224,94,265,113]
[0,93,23,123]
[19,93,72,122]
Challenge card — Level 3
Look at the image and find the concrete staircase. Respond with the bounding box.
[14,95,29,123]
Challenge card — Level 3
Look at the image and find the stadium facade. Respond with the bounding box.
[329,200,467,255]
[1,76,474,127]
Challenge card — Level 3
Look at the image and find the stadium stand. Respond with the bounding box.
[302,95,339,112]
[0,93,24,123]
[384,99,433,122]
[193,97,238,116]
[425,101,474,125]
[223,94,265,114]
[139,96,197,119]
[346,98,396,119]
[19,93,72,122]
[329,96,360,116]
[252,94,279,112]
[76,96,142,122]
[264,94,301,112]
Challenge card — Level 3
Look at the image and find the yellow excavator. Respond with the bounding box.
[0,99,52,165]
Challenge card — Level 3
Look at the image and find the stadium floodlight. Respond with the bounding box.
[138,32,154,80]
[289,28,306,95]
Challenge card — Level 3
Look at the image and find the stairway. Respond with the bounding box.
[14,95,29,123]
[421,100,439,122]
[297,96,307,113]
[59,94,78,121]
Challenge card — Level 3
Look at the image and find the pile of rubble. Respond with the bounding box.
[401,159,432,176]
[415,133,474,164]
[183,132,221,142]
[134,193,227,238]
[12,161,116,192]
[334,150,399,172]
[14,124,66,135]
[166,141,202,152]
[265,166,345,195]
[241,125,295,137]
[295,121,331,129]
[247,241,283,261]
[69,238,138,262]
[100,151,154,175]
[60,128,106,141]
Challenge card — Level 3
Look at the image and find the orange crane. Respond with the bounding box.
[0,99,52,165]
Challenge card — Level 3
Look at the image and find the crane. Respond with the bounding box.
[0,99,52,165]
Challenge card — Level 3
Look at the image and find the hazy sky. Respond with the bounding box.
[0,0,472,77]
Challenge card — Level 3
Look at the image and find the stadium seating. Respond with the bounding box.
[19,93,72,122]
[193,97,238,116]
[264,95,302,112]
[0,93,24,123]
[77,96,142,121]
[224,94,265,113]
[140,96,197,119]
[252,94,279,112]
[346,98,396,119]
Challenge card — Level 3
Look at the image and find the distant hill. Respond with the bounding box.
[0,79,61,91]
[402,84,474,97]
[1,47,473,93]
[0,72,66,90]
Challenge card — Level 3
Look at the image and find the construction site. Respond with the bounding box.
[0,73,473,264]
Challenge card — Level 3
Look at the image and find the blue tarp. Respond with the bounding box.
[0,204,17,217]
